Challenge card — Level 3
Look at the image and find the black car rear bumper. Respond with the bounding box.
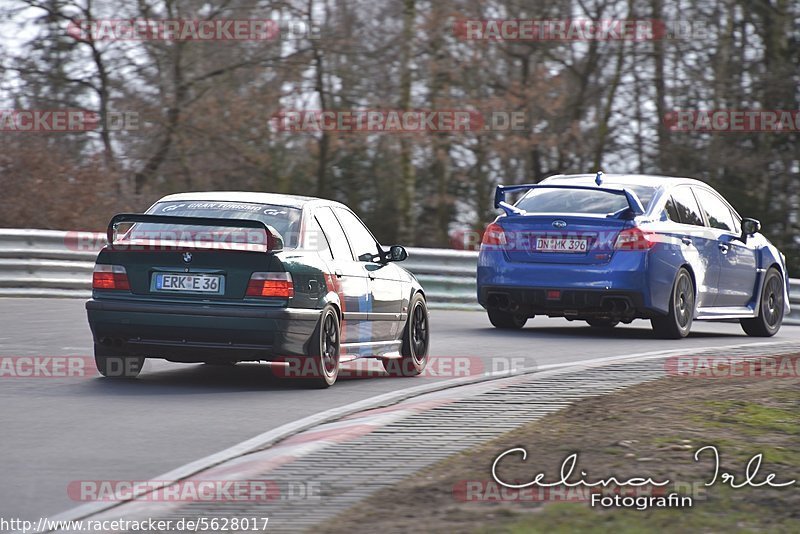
[86,298,321,362]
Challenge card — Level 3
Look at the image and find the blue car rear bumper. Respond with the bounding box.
[477,249,673,317]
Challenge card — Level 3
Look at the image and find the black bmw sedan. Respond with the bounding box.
[86,192,429,387]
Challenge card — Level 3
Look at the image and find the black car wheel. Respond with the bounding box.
[487,309,527,330]
[741,267,784,337]
[384,293,429,377]
[94,344,145,378]
[306,305,341,388]
[586,318,619,329]
[651,268,694,339]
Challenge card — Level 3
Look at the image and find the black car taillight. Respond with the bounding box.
[92,264,131,290]
[246,272,294,298]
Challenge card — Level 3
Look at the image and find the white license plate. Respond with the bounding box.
[536,237,589,253]
[154,273,223,293]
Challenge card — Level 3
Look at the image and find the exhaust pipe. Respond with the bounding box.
[601,298,631,315]
[497,294,510,311]
[488,292,511,311]
[100,337,125,347]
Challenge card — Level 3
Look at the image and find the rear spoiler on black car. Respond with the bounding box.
[494,184,646,217]
[106,213,284,252]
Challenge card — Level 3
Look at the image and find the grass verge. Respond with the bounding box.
[322,375,799,533]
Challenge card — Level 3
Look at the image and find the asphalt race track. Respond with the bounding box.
[2,298,799,522]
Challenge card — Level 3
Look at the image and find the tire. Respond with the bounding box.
[384,293,429,377]
[586,318,619,329]
[94,344,145,378]
[305,305,341,388]
[741,267,784,337]
[651,268,695,339]
[487,309,528,330]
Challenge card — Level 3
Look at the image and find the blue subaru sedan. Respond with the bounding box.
[477,173,789,338]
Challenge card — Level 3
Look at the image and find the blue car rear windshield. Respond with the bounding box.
[127,201,302,248]
[515,185,655,215]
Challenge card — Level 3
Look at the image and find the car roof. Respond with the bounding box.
[541,173,708,189]
[155,191,346,210]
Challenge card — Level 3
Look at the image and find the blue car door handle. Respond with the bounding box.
[718,243,729,254]
[681,236,692,245]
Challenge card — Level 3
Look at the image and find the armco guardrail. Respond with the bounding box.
[0,228,482,307]
[402,247,479,309]
[1,228,799,322]
[0,229,99,298]
[790,280,800,325]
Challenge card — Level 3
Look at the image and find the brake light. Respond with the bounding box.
[482,222,507,246]
[246,272,294,298]
[614,227,657,250]
[92,264,130,290]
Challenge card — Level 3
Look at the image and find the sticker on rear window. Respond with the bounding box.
[184,202,263,212]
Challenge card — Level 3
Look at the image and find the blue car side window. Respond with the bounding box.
[693,188,737,233]
[671,187,705,226]
[663,198,681,222]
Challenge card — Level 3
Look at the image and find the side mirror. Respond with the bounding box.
[385,245,408,262]
[740,218,761,242]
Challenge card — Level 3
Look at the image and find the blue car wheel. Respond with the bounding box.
[651,268,694,339]
[741,267,784,337]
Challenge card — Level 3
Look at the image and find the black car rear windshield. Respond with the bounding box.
[125,201,302,248]
[515,184,655,216]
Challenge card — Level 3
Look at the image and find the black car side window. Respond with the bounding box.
[333,207,380,262]
[314,207,354,261]
[308,216,334,260]
[670,187,705,226]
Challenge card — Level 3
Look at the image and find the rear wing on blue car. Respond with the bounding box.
[494,184,646,217]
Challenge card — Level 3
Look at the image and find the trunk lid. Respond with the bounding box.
[96,212,288,301]
[96,245,281,300]
[498,214,629,264]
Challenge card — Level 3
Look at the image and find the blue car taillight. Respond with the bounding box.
[481,222,507,246]
[614,227,657,251]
